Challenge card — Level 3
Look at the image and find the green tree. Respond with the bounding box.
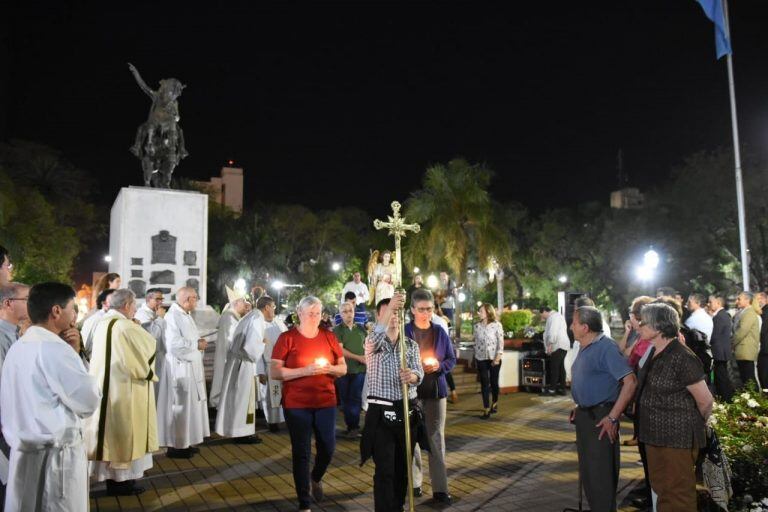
[404,158,512,336]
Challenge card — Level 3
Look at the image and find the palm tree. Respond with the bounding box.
[404,158,511,338]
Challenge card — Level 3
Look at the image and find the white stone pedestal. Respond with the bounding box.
[109,186,209,306]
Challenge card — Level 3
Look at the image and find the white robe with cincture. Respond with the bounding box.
[157,303,210,449]
[256,318,287,424]
[0,326,101,511]
[215,310,265,438]
[209,308,241,408]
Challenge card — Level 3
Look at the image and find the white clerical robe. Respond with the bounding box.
[85,310,158,482]
[256,318,287,424]
[157,303,210,449]
[215,310,266,438]
[81,308,106,358]
[0,326,101,511]
[209,308,241,409]
[135,303,168,398]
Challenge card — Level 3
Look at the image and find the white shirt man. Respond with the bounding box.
[1,283,101,511]
[214,306,266,443]
[685,293,714,341]
[256,297,287,429]
[542,307,570,395]
[156,287,210,458]
[85,289,158,496]
[342,272,370,309]
[210,297,248,409]
[134,288,167,397]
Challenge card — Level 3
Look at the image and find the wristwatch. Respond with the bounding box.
[608,415,619,425]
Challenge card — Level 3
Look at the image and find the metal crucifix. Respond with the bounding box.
[373,200,420,512]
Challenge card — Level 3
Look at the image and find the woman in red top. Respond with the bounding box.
[271,296,346,512]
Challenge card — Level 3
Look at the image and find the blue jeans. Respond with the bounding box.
[336,372,365,430]
[284,407,337,509]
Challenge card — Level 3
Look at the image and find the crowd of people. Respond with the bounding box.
[3,239,766,512]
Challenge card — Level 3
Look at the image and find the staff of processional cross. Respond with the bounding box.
[373,201,420,512]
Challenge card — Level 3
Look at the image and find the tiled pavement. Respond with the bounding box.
[90,391,645,511]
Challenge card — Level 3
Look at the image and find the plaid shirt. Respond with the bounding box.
[365,327,424,401]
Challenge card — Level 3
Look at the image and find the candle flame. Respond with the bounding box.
[423,357,437,366]
[315,357,329,367]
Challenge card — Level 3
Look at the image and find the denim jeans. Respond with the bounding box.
[476,359,501,409]
[284,407,337,510]
[336,372,366,430]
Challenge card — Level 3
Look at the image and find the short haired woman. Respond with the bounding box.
[636,303,713,511]
[271,296,347,512]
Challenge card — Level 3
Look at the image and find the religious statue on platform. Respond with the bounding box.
[367,249,398,304]
[128,63,189,188]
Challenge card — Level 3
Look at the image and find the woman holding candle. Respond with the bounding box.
[474,303,504,419]
[271,296,347,512]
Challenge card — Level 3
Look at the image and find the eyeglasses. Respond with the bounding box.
[415,307,434,313]
[6,298,28,302]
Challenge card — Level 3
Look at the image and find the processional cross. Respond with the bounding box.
[373,200,420,512]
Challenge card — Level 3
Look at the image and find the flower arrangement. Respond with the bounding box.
[711,384,768,510]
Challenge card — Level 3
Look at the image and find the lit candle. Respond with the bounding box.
[315,357,329,367]
[423,357,437,366]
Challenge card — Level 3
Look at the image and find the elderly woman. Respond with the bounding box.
[474,303,504,419]
[636,303,713,511]
[271,296,347,512]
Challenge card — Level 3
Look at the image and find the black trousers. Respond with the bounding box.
[476,359,501,409]
[445,371,456,392]
[713,360,735,402]
[757,354,768,391]
[737,360,757,389]
[366,404,417,512]
[548,349,567,391]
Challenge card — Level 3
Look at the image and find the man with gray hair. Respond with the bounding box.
[733,291,760,387]
[569,306,636,512]
[157,287,209,458]
[85,288,158,495]
[0,281,29,504]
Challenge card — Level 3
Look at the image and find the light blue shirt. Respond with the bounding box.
[571,335,631,408]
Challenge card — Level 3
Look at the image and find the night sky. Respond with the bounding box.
[3,1,768,217]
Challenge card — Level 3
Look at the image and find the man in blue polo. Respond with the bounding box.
[333,292,367,327]
[569,306,636,512]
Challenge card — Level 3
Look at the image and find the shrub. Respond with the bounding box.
[500,310,533,338]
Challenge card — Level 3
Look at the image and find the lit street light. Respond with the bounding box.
[413,267,420,274]
[271,280,285,291]
[104,255,112,263]
[558,275,568,284]
[458,292,467,303]
[426,274,439,289]
[644,249,659,269]
[331,262,341,272]
[234,278,246,293]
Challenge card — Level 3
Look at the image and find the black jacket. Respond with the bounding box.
[761,308,768,355]
[710,309,732,362]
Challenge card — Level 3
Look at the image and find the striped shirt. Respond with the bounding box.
[365,327,424,401]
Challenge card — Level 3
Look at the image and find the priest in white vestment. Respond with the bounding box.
[215,305,267,443]
[210,287,249,409]
[80,288,115,359]
[1,282,101,511]
[157,287,210,458]
[134,287,168,397]
[255,296,287,430]
[85,289,158,496]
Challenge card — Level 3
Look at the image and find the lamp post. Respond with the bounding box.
[635,248,660,295]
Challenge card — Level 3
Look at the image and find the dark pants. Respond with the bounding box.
[737,360,757,388]
[477,359,501,409]
[284,407,337,510]
[757,354,768,391]
[548,349,567,391]
[713,360,735,401]
[337,372,366,430]
[366,404,417,512]
[575,405,620,512]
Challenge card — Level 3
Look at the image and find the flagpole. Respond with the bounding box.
[722,0,750,291]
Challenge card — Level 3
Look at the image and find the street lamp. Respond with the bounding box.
[234,278,246,294]
[104,255,112,263]
[426,274,439,289]
[331,262,341,272]
[644,249,659,270]
[413,267,420,274]
[558,275,568,284]
[458,292,467,303]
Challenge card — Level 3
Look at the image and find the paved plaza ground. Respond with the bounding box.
[89,389,646,511]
